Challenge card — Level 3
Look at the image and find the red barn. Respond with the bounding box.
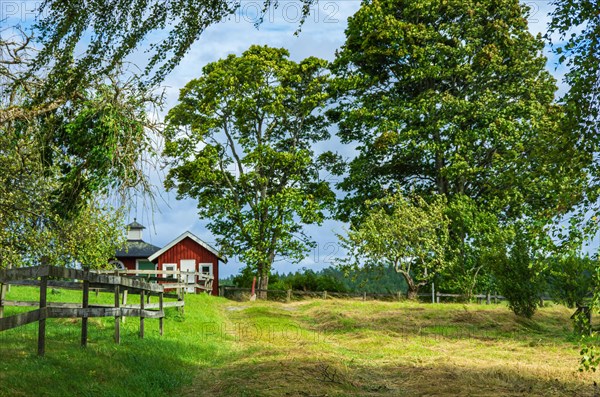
[113,221,226,296]
[148,231,226,296]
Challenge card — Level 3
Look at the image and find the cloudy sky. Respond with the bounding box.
[127,0,566,278]
[2,0,568,277]
[129,0,365,277]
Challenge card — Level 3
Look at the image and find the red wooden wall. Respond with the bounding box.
[155,237,220,295]
[120,258,137,271]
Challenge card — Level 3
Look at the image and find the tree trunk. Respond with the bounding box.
[398,269,420,300]
[258,274,269,300]
[407,287,418,300]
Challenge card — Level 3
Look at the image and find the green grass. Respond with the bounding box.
[0,287,233,396]
[1,287,599,396]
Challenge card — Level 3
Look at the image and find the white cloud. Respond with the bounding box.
[124,0,573,277]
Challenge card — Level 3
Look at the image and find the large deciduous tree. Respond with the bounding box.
[548,1,600,241]
[338,192,449,299]
[0,34,160,268]
[27,0,315,92]
[163,45,335,294]
[330,0,587,293]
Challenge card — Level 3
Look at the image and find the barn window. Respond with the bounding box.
[164,263,176,278]
[200,264,212,276]
[109,260,125,270]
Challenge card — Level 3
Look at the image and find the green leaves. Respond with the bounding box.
[337,191,449,298]
[0,37,159,268]
[164,46,334,279]
[333,0,574,221]
[331,0,588,297]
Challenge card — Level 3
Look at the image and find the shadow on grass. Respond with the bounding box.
[0,318,238,397]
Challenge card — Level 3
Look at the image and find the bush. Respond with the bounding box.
[493,226,545,318]
[546,253,595,308]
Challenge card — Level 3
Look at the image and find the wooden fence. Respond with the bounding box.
[0,266,168,356]
[219,286,511,303]
[95,269,214,295]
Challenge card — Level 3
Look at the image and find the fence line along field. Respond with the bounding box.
[0,265,216,356]
[1,284,599,397]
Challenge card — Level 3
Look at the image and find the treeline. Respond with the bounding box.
[222,266,408,294]
[222,251,596,310]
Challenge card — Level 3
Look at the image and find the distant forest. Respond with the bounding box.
[221,254,595,306]
[221,266,410,294]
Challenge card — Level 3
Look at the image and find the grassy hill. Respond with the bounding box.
[0,287,598,396]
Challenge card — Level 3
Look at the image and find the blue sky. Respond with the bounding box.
[127,0,365,277]
[1,0,574,277]
[127,0,571,278]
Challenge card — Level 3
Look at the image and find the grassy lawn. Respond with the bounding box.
[1,287,599,396]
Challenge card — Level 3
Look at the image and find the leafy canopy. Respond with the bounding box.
[331,0,583,222]
[0,36,159,268]
[338,192,449,297]
[31,0,315,91]
[163,45,335,284]
[329,0,587,295]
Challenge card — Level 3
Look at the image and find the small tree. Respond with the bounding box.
[337,192,449,300]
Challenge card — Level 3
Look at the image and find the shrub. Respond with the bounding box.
[546,253,595,308]
[493,226,545,318]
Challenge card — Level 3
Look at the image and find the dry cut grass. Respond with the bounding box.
[186,299,600,397]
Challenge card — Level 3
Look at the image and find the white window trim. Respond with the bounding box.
[163,263,177,278]
[135,259,157,277]
[199,262,213,276]
[109,260,125,270]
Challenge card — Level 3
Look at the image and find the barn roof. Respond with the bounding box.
[115,240,161,258]
[147,231,227,263]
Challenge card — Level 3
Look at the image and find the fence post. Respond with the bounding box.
[121,289,128,324]
[363,292,367,301]
[159,291,164,336]
[38,275,48,356]
[494,291,498,304]
[178,273,185,316]
[114,271,121,344]
[81,279,89,347]
[436,291,440,304]
[286,289,292,303]
[486,292,491,305]
[139,290,145,339]
[5,264,10,293]
[0,282,6,318]
[219,285,224,297]
[322,290,327,300]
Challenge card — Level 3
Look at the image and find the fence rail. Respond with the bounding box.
[219,286,514,303]
[95,269,214,293]
[0,265,167,356]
